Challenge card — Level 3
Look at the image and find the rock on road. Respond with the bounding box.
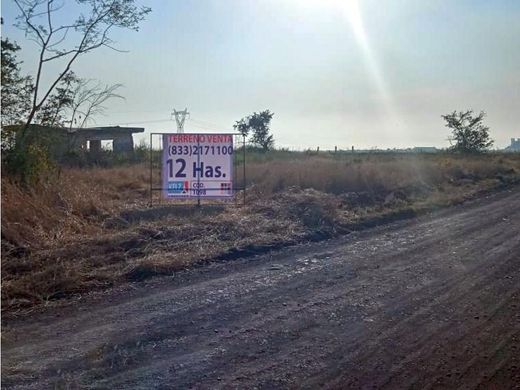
[3,188,520,389]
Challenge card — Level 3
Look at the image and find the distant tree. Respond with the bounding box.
[233,117,250,138]
[234,110,274,151]
[442,110,493,153]
[13,0,151,130]
[249,110,274,151]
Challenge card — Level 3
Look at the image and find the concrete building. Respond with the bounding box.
[505,138,520,152]
[6,124,145,155]
[412,146,438,153]
[71,126,145,153]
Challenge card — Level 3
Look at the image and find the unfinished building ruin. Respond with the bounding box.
[71,126,145,153]
[5,125,145,157]
[505,138,520,152]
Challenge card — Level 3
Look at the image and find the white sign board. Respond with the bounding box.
[162,133,234,199]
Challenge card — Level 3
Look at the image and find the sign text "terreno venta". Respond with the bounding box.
[167,134,233,144]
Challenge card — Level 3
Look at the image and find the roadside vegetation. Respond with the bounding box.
[2,151,519,313]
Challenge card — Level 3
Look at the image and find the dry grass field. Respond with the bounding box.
[2,152,520,313]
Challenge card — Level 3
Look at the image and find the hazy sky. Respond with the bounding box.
[2,0,519,149]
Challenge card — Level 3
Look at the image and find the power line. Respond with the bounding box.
[189,117,223,128]
[96,114,233,132]
[188,122,234,132]
[188,117,234,132]
[102,108,172,115]
[97,118,172,126]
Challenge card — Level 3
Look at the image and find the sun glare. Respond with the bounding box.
[296,0,404,131]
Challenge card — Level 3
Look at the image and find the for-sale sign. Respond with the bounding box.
[162,133,234,199]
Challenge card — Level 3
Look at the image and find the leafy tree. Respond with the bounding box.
[3,0,150,184]
[234,110,275,151]
[1,38,33,128]
[35,71,78,127]
[1,38,34,158]
[1,41,122,133]
[13,0,151,130]
[442,110,493,153]
[233,117,250,138]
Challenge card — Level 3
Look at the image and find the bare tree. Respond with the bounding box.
[13,0,151,131]
[68,79,124,129]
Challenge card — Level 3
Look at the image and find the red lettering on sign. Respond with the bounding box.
[168,134,232,143]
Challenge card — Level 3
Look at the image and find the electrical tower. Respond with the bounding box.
[171,108,190,133]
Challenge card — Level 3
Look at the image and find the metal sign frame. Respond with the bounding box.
[149,132,246,207]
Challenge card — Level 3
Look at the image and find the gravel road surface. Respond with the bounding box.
[3,188,520,389]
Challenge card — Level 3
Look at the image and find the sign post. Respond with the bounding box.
[161,133,234,201]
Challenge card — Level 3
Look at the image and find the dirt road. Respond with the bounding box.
[3,188,520,389]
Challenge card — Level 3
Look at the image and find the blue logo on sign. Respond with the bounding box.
[168,181,185,194]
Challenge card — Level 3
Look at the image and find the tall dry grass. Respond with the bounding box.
[1,165,149,250]
[241,153,520,194]
[3,153,519,251]
[2,152,519,312]
[3,153,519,252]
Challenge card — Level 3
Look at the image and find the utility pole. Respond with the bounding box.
[171,108,190,133]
